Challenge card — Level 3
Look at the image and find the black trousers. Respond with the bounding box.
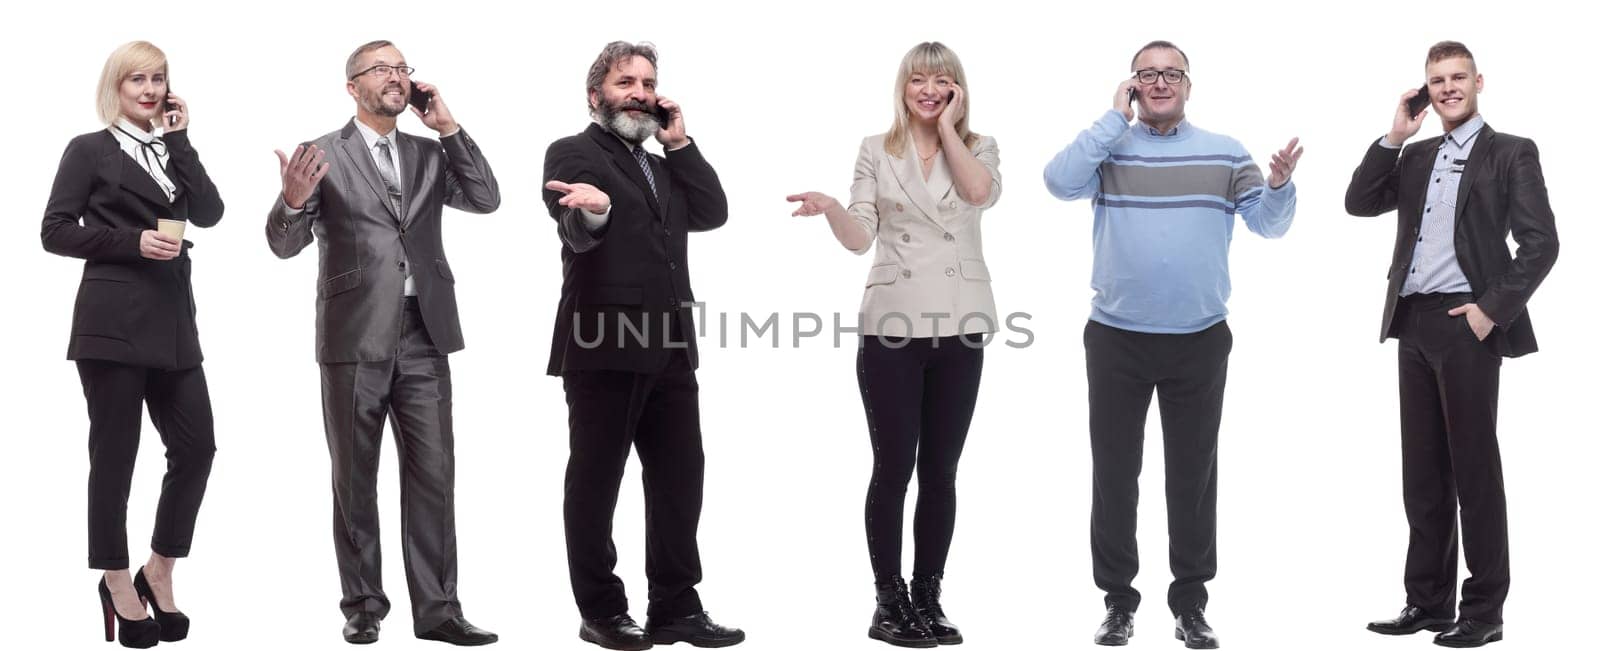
[857,334,984,581]
[318,298,461,633]
[1085,319,1230,615]
[1393,293,1509,624]
[562,350,705,619]
[77,360,216,570]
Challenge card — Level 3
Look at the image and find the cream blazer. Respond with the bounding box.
[848,133,1001,337]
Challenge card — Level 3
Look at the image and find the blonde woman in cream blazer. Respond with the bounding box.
[788,41,1000,649]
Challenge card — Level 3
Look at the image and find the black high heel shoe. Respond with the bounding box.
[99,577,160,648]
[133,568,189,642]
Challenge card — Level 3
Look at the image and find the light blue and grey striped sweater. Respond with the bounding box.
[1044,109,1296,334]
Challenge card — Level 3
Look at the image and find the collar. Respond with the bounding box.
[1445,114,1485,148]
[1131,117,1193,142]
[112,117,162,143]
[352,118,397,149]
[615,133,646,153]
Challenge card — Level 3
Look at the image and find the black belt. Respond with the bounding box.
[1398,292,1473,307]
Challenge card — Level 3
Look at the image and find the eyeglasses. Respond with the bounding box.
[349,64,415,80]
[1132,68,1188,85]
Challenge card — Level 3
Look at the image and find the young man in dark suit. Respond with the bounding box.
[542,41,742,651]
[266,39,500,646]
[1346,41,1559,649]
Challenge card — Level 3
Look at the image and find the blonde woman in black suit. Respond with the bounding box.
[41,40,222,648]
[788,41,1001,648]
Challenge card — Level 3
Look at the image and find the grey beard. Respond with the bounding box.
[602,107,659,144]
[362,88,406,118]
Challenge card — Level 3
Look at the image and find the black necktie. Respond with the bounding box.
[632,145,658,198]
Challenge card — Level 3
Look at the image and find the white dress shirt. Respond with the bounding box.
[351,119,415,296]
[352,119,403,195]
[109,117,176,201]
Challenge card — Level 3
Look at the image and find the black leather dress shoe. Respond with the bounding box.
[646,611,745,647]
[418,616,499,646]
[1368,605,1454,635]
[1094,606,1134,646]
[580,614,653,651]
[343,612,381,645]
[1434,619,1503,648]
[1174,609,1219,649]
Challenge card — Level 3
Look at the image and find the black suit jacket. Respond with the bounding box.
[1345,124,1558,358]
[266,120,500,363]
[542,123,728,376]
[41,129,224,370]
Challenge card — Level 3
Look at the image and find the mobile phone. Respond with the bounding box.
[1406,84,1430,118]
[1127,86,1138,107]
[654,103,675,127]
[946,90,954,103]
[408,81,434,114]
[164,85,178,127]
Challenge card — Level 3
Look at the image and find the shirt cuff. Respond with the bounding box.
[1378,135,1402,149]
[666,137,692,152]
[580,205,610,231]
[440,126,462,138]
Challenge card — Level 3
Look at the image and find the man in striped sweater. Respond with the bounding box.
[1043,40,1303,649]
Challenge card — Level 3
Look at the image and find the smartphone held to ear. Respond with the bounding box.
[654,103,674,127]
[408,82,434,114]
[1406,84,1430,118]
[164,89,178,127]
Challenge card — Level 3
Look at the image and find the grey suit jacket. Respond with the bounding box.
[848,133,1002,338]
[266,120,499,363]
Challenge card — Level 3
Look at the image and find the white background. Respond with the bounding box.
[1,0,1593,649]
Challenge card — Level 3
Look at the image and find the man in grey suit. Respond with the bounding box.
[266,40,500,647]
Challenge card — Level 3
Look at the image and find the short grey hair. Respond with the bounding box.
[346,40,395,79]
[1130,40,1190,72]
[585,41,658,115]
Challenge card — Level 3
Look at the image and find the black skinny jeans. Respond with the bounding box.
[857,334,984,581]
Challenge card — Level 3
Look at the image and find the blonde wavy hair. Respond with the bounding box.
[883,42,979,159]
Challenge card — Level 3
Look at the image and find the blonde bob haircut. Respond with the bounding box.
[884,42,979,159]
[96,41,168,127]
